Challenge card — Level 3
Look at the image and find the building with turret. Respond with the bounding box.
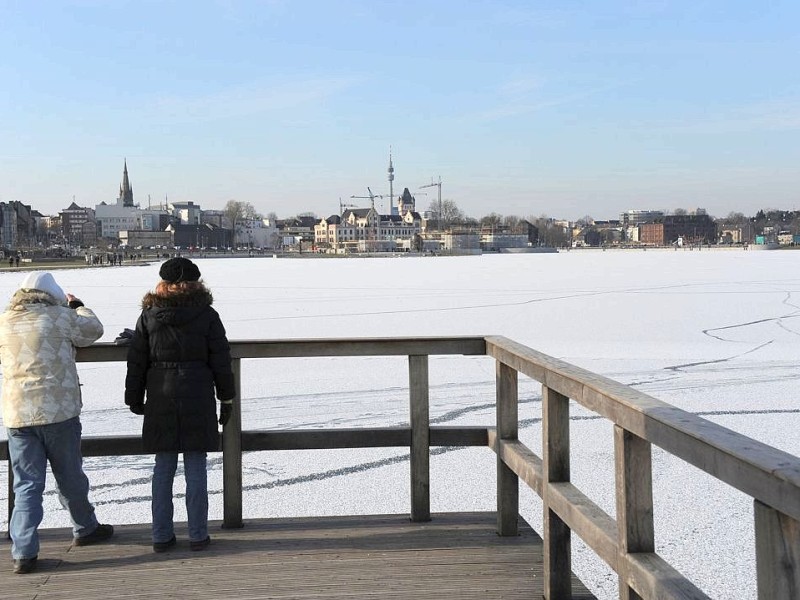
[96,160,141,239]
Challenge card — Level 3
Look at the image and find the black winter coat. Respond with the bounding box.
[124,286,235,453]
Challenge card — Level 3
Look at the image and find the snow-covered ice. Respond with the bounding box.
[0,249,797,599]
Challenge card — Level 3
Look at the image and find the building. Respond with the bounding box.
[479,220,538,250]
[640,212,717,246]
[235,217,279,248]
[315,203,421,253]
[60,202,96,248]
[395,188,416,217]
[119,230,174,249]
[201,210,227,228]
[443,231,480,254]
[278,216,320,249]
[170,201,202,225]
[0,201,38,250]
[96,161,143,240]
[620,210,664,225]
[95,202,139,239]
[167,223,232,249]
[0,203,19,249]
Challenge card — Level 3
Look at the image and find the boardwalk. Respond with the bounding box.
[0,513,595,599]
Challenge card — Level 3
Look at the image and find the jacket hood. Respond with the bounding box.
[6,288,68,310]
[141,286,213,309]
[141,286,214,327]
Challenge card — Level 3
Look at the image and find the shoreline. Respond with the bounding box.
[0,243,795,274]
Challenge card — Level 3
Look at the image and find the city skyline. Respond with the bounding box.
[2,1,799,220]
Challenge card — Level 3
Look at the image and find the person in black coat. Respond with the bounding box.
[125,257,235,553]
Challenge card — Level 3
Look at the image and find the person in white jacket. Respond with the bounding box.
[0,272,114,574]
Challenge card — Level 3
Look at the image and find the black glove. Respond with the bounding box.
[115,328,135,346]
[219,403,233,426]
[129,403,144,415]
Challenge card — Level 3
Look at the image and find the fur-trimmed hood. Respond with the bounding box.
[141,286,214,309]
[6,288,67,310]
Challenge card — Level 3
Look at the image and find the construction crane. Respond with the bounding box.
[339,198,358,215]
[420,176,443,229]
[350,187,386,251]
[350,187,386,211]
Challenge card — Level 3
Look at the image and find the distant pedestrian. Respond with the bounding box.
[8,256,13,268]
[0,272,114,574]
[125,257,235,553]
[15,255,20,268]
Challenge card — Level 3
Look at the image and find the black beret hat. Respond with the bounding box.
[159,257,201,283]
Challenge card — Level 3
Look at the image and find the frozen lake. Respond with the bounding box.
[0,248,797,599]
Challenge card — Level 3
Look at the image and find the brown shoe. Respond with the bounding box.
[189,536,210,551]
[13,557,37,574]
[73,524,114,546]
[153,536,176,553]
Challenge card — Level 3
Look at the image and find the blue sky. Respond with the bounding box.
[1,1,798,220]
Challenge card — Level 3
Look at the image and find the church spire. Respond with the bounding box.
[118,159,134,207]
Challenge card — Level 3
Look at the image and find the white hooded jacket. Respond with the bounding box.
[0,289,103,428]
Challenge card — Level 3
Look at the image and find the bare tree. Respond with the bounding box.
[480,213,503,228]
[223,200,261,230]
[428,198,464,230]
[530,214,570,248]
[724,211,747,225]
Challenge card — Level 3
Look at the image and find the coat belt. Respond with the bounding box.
[149,361,206,369]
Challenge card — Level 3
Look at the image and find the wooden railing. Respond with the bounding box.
[1,336,798,599]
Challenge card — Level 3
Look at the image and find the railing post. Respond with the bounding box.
[614,426,654,600]
[222,357,243,528]
[496,361,518,536]
[755,500,800,599]
[543,385,571,599]
[409,354,430,522]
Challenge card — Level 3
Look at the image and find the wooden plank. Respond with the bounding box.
[243,427,488,450]
[543,384,571,599]
[44,427,486,459]
[409,355,430,522]
[489,434,543,496]
[547,481,619,571]
[0,513,596,600]
[755,500,800,600]
[615,426,654,600]
[74,337,487,363]
[223,357,243,528]
[496,360,519,536]
[485,335,800,523]
[623,553,711,600]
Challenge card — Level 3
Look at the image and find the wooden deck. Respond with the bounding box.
[0,513,595,599]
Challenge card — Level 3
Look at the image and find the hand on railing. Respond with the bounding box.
[219,402,233,426]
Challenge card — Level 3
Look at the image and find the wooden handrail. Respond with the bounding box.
[485,334,800,599]
[1,335,797,599]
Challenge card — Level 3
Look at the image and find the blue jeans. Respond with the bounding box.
[152,451,208,543]
[7,417,98,559]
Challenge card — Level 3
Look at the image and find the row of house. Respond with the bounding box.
[573,210,720,247]
[2,163,795,254]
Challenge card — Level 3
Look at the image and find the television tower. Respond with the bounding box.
[387,147,394,214]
